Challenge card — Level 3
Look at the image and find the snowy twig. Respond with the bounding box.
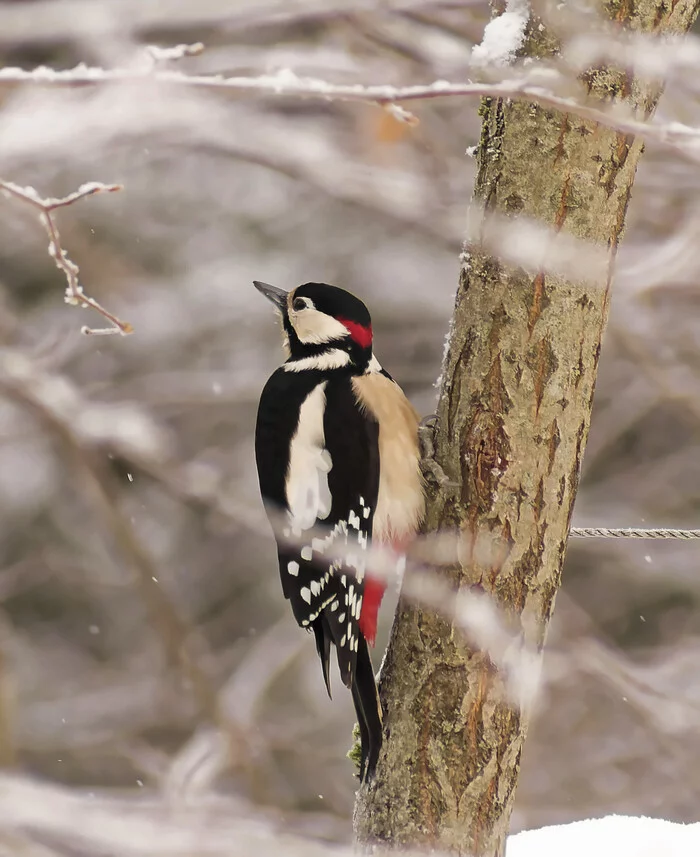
[0,64,598,111]
[1,64,699,160]
[145,42,204,65]
[0,179,132,336]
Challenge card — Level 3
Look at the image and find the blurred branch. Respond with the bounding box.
[0,772,349,857]
[0,634,15,771]
[0,351,248,773]
[0,0,461,46]
[0,180,132,336]
[186,140,461,251]
[0,830,64,857]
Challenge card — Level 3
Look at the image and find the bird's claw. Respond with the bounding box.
[418,415,458,488]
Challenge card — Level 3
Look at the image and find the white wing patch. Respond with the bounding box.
[282,379,373,650]
[286,382,333,533]
[310,518,367,584]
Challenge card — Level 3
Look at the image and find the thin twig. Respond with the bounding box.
[0,180,132,336]
[0,63,698,163]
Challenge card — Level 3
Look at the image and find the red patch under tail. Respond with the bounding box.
[359,535,415,647]
[358,576,385,647]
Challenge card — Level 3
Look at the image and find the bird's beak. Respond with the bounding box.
[253,281,288,311]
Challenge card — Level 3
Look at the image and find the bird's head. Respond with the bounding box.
[254,281,373,369]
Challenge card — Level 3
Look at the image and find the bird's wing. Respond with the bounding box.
[255,369,379,688]
[316,377,380,687]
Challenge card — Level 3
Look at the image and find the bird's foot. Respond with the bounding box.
[418,415,457,489]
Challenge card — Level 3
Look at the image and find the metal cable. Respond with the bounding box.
[569,527,700,540]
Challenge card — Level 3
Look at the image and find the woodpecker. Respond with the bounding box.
[253,280,424,782]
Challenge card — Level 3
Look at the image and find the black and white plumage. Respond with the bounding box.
[253,281,424,783]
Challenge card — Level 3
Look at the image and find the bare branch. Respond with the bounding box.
[1,63,699,162]
[0,180,132,336]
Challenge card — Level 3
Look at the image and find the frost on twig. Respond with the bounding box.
[145,42,204,65]
[1,60,699,161]
[383,103,420,126]
[0,179,132,336]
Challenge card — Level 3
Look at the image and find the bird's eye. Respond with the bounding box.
[292,297,307,311]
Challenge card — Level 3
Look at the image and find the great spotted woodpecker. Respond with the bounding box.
[253,281,424,781]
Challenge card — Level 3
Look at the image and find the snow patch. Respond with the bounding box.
[507,815,700,857]
[472,0,530,67]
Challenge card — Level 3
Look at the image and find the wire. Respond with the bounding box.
[569,527,700,540]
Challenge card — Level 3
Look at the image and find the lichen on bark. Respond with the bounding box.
[354,0,700,855]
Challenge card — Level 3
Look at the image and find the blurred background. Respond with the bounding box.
[0,0,700,851]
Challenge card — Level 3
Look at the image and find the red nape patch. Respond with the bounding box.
[358,576,386,647]
[337,318,372,348]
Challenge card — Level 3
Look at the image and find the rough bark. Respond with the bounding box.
[355,1,700,855]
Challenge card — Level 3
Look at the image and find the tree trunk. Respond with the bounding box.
[354,2,700,855]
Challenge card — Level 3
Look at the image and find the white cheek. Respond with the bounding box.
[292,309,350,345]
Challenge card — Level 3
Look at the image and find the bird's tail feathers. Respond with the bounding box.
[313,619,333,699]
[314,615,382,782]
[351,635,383,783]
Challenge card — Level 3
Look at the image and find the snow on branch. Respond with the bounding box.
[0,180,132,336]
[1,61,700,160]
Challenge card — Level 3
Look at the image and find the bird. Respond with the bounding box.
[253,280,424,782]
